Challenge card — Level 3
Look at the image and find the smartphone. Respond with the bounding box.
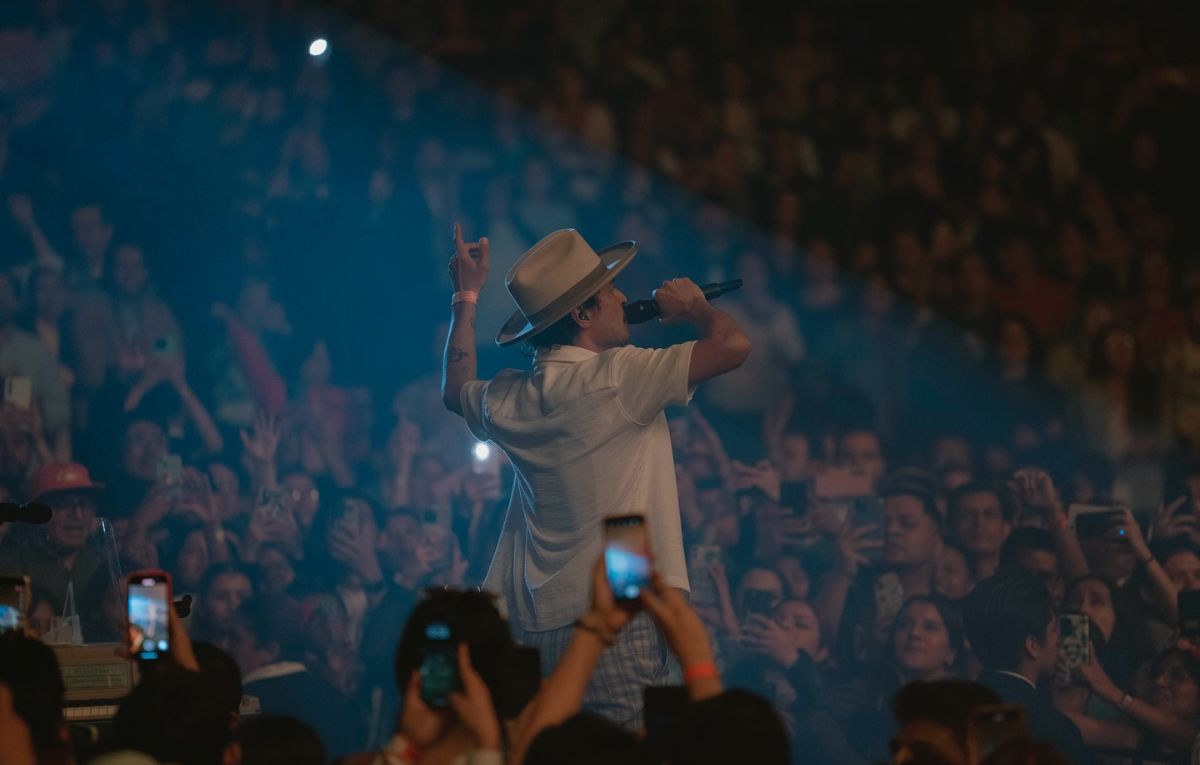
[873,572,905,627]
[419,620,460,708]
[338,499,362,532]
[1057,613,1090,682]
[1067,504,1123,539]
[852,495,885,565]
[4,376,32,410]
[778,481,809,517]
[0,574,30,635]
[471,441,501,477]
[814,469,873,499]
[499,646,542,719]
[742,588,777,617]
[157,454,183,488]
[127,571,172,662]
[687,545,722,608]
[967,704,1028,763]
[1180,591,1200,640]
[604,514,651,602]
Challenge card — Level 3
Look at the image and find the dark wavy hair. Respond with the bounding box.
[392,588,515,715]
[523,294,601,355]
[962,573,1053,672]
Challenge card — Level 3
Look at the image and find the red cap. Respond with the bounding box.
[27,462,105,503]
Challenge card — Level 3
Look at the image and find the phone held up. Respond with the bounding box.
[127,570,172,662]
[1067,504,1125,539]
[1056,613,1090,684]
[419,620,461,708]
[0,574,30,635]
[604,514,652,602]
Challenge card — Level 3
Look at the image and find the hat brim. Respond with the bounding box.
[495,241,638,347]
[32,484,105,504]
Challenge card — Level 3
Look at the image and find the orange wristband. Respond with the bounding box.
[683,661,719,682]
[452,290,478,306]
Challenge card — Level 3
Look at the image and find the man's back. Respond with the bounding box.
[460,341,695,631]
[976,670,1091,764]
[245,666,362,757]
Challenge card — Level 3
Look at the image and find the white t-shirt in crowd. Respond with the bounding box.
[460,341,695,631]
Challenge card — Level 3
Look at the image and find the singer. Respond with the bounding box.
[440,225,750,727]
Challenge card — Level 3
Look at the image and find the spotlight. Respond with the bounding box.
[308,38,328,57]
[473,442,491,462]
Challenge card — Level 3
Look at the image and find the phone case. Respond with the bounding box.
[1055,613,1089,683]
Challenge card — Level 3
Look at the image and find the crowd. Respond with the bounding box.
[0,0,1199,763]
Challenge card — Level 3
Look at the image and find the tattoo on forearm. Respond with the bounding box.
[447,345,468,363]
[470,316,476,329]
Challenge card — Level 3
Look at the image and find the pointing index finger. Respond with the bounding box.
[478,236,490,268]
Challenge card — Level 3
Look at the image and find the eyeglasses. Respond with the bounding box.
[283,488,319,504]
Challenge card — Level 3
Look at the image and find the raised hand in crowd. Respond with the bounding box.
[6,192,61,269]
[741,613,804,668]
[243,492,304,563]
[385,416,421,508]
[707,559,741,638]
[507,555,636,764]
[397,644,502,762]
[328,509,385,587]
[690,406,733,481]
[240,411,282,489]
[177,467,231,565]
[731,459,782,502]
[1071,645,1198,753]
[641,572,723,701]
[814,515,881,646]
[448,644,504,752]
[1151,495,1194,542]
[1008,466,1062,523]
[1109,506,1179,621]
[1009,467,1089,579]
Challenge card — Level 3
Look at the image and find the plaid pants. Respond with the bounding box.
[513,611,673,730]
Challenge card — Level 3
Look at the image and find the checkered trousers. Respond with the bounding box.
[512,611,673,730]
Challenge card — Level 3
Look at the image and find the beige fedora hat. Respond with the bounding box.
[496,229,637,346]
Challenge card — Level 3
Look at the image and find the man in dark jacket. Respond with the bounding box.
[228,595,363,758]
[962,573,1091,764]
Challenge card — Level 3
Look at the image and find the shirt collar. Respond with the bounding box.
[534,345,598,367]
[242,661,307,685]
[995,670,1037,690]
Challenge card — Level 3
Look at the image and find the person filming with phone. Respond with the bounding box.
[439,223,751,727]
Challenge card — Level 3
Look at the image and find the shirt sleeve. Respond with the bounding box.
[458,379,491,442]
[610,341,696,426]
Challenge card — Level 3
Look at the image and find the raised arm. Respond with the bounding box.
[653,279,751,387]
[441,223,489,416]
[1010,468,1089,579]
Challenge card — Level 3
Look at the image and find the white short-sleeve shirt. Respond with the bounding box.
[460,341,696,631]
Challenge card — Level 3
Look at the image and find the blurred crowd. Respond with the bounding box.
[1,0,1200,763]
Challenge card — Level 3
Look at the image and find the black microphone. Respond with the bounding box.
[0,502,52,525]
[624,279,743,325]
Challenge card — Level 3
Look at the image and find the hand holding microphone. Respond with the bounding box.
[624,278,743,325]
